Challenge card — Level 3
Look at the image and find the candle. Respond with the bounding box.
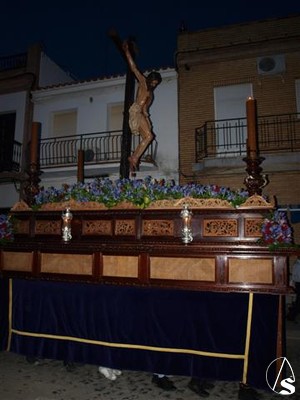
[30,122,41,164]
[246,97,258,159]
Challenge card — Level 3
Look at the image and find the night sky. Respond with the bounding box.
[1,0,300,80]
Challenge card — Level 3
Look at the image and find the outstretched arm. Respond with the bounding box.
[122,41,145,84]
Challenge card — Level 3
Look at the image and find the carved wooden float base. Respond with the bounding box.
[1,194,291,294]
[0,243,290,294]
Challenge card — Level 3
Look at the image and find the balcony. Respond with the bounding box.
[39,130,157,171]
[1,131,157,183]
[1,113,299,180]
[195,112,300,160]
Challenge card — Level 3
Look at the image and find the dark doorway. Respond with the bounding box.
[0,112,16,172]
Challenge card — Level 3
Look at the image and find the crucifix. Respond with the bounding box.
[109,30,162,176]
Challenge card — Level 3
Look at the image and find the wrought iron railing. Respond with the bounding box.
[2,113,299,174]
[195,112,300,161]
[39,130,157,168]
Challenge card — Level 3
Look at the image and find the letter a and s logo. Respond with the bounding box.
[266,357,295,395]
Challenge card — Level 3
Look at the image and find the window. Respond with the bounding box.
[52,110,77,137]
[108,103,124,132]
[214,84,252,156]
[48,110,78,164]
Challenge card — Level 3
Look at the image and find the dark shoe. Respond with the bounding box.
[188,379,210,397]
[152,375,176,391]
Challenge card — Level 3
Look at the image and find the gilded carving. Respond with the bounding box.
[115,220,136,236]
[238,194,275,208]
[10,200,31,211]
[147,199,182,209]
[82,220,112,235]
[148,197,234,209]
[35,220,61,235]
[38,199,142,211]
[245,218,263,237]
[11,194,274,211]
[174,197,234,208]
[142,220,174,236]
[203,219,238,237]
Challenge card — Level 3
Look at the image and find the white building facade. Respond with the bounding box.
[0,45,75,209]
[31,68,178,192]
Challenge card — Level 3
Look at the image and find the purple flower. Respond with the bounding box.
[261,210,293,246]
[0,214,14,244]
[33,177,250,209]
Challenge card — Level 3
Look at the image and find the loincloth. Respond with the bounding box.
[129,103,142,135]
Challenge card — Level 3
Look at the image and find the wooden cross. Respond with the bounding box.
[108,29,136,179]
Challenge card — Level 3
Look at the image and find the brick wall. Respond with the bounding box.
[177,15,300,244]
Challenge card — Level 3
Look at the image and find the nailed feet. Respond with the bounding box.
[128,156,140,172]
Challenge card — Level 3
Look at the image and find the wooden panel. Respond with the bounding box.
[41,253,93,275]
[244,218,263,237]
[3,206,291,294]
[82,220,112,235]
[228,258,273,284]
[142,220,174,236]
[15,219,30,234]
[2,251,33,271]
[115,220,136,236]
[203,218,238,237]
[35,220,61,235]
[150,257,215,281]
[103,255,138,277]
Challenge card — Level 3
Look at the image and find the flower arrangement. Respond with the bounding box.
[260,210,294,249]
[33,176,250,209]
[0,214,14,245]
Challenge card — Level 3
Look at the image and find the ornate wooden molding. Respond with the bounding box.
[0,204,294,295]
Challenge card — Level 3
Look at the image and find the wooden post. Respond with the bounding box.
[24,122,41,205]
[77,150,84,183]
[30,122,41,165]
